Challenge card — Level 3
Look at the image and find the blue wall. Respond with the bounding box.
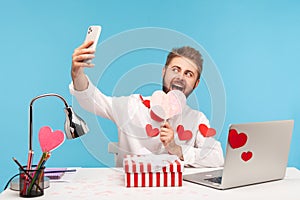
[1,0,299,191]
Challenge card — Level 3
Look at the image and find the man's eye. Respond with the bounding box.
[172,68,179,72]
[186,72,193,78]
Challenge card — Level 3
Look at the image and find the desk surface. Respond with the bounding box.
[1,167,300,200]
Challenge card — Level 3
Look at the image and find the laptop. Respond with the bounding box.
[183,120,294,190]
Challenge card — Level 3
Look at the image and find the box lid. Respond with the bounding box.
[123,154,184,173]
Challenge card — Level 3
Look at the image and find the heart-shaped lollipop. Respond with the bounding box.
[150,90,186,121]
[38,126,65,152]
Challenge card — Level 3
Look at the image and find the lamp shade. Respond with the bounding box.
[64,106,89,139]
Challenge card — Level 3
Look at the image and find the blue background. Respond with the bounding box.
[1,0,299,191]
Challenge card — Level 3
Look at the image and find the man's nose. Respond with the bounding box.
[177,72,185,80]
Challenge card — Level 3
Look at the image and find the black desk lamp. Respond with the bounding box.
[10,93,89,191]
[29,93,89,152]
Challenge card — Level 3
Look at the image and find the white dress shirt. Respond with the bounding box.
[69,77,224,167]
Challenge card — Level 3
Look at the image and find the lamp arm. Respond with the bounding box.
[28,93,69,151]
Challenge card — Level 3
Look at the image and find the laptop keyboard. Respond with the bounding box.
[204,176,222,184]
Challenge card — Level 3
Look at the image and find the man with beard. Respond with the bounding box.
[69,41,224,167]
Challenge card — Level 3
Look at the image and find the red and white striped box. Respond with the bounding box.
[123,154,184,187]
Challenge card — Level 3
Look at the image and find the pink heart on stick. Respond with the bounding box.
[38,126,65,152]
[150,90,186,120]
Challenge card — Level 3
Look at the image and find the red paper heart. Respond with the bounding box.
[145,124,159,137]
[150,110,164,122]
[177,125,193,141]
[228,129,248,149]
[199,124,216,137]
[241,151,253,162]
[139,95,150,109]
[38,126,65,152]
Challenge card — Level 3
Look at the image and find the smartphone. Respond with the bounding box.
[84,25,102,63]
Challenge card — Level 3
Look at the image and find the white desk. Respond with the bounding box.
[1,167,300,200]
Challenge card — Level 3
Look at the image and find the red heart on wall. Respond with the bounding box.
[38,126,65,152]
[228,129,248,149]
[241,151,253,162]
[199,124,216,137]
[177,125,193,141]
[145,124,159,137]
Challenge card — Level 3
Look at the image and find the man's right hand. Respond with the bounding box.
[71,41,96,91]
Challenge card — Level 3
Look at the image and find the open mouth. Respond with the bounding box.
[171,84,184,92]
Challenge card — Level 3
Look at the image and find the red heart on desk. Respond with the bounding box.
[241,151,253,162]
[228,129,247,149]
[199,124,216,137]
[38,126,65,152]
[145,124,159,137]
[177,125,193,141]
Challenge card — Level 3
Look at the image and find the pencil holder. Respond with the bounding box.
[19,165,45,198]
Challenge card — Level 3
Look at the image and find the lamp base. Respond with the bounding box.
[10,177,50,191]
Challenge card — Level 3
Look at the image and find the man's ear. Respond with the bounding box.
[194,79,200,89]
[162,67,166,77]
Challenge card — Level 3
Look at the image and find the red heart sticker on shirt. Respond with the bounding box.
[145,124,159,137]
[199,124,216,137]
[139,95,150,109]
[38,126,65,152]
[241,151,253,162]
[228,129,247,149]
[177,125,193,141]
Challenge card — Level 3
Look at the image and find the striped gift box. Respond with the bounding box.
[123,154,183,187]
[125,172,182,187]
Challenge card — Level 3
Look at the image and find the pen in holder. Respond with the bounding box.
[19,165,45,198]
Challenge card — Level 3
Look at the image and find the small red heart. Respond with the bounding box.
[38,126,65,152]
[241,151,253,162]
[228,129,248,149]
[139,95,150,108]
[145,124,159,137]
[143,100,150,108]
[199,124,216,137]
[177,125,193,141]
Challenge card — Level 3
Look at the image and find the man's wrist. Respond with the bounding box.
[73,73,89,91]
[167,142,184,160]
